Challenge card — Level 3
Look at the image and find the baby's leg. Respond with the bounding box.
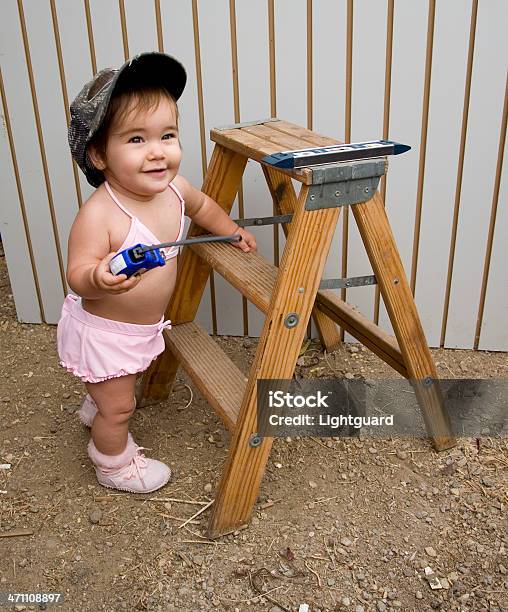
[86,374,137,456]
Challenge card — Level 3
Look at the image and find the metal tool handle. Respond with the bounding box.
[140,233,242,254]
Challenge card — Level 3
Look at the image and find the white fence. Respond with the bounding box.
[0,0,506,350]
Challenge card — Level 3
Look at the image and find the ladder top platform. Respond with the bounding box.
[211,118,341,185]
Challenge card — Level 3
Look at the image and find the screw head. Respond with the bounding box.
[249,434,262,447]
[310,194,315,201]
[284,312,299,328]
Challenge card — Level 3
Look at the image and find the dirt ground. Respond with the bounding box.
[0,243,507,612]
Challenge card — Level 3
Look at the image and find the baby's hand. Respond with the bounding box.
[233,227,257,253]
[92,252,142,295]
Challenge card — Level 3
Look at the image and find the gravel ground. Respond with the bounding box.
[0,244,507,612]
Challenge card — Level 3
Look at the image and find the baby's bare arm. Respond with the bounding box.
[174,175,257,252]
[67,201,141,298]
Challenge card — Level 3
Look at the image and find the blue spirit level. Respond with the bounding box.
[109,234,241,278]
[262,140,410,169]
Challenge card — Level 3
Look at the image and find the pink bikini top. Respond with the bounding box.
[105,181,185,261]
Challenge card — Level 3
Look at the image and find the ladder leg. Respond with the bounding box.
[207,185,341,538]
[262,166,342,351]
[352,192,455,451]
[139,145,247,404]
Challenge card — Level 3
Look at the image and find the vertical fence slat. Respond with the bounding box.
[440,0,478,346]
[123,0,157,57]
[88,0,124,71]
[340,0,354,340]
[373,0,394,325]
[236,0,273,338]
[50,0,83,210]
[410,0,435,295]
[83,0,97,74]
[415,0,473,348]
[118,0,129,60]
[229,0,248,335]
[197,0,239,336]
[344,0,387,344]
[158,0,213,333]
[379,1,429,340]
[475,74,508,349]
[312,0,347,325]
[0,65,44,322]
[154,0,163,52]
[17,0,67,302]
[445,0,508,348]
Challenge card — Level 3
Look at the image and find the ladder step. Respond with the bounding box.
[190,242,276,313]
[164,321,247,432]
[190,242,407,375]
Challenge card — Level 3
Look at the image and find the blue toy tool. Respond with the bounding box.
[109,234,241,278]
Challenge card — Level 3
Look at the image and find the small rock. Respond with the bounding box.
[204,483,213,493]
[376,601,387,612]
[309,481,317,488]
[89,509,102,524]
[355,607,365,612]
[425,547,437,557]
[396,450,408,460]
[415,591,423,599]
[193,555,204,566]
[341,537,353,547]
[341,596,351,606]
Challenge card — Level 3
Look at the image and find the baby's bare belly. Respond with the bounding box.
[82,260,178,324]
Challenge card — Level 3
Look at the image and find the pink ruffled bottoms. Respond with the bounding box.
[57,295,171,383]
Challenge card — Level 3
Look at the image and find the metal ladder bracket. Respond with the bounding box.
[305,159,387,210]
[319,275,377,290]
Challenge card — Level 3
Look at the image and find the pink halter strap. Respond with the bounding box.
[104,181,135,218]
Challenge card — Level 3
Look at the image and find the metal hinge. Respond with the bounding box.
[305,159,387,210]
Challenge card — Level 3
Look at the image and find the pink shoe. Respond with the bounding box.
[87,434,171,493]
[79,394,137,427]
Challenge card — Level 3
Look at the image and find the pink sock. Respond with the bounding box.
[87,433,137,470]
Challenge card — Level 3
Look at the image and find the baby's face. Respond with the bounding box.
[100,96,182,198]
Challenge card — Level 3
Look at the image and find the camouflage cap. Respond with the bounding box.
[68,52,186,187]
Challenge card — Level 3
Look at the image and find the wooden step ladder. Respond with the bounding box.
[139,118,455,538]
